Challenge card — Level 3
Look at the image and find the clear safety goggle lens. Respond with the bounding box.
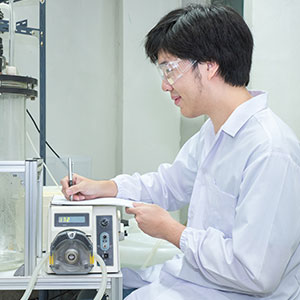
[158,59,197,85]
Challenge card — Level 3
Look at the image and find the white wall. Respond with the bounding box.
[46,0,121,182]
[245,0,300,138]
[121,0,182,175]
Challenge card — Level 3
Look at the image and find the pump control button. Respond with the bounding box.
[100,232,110,251]
[100,218,109,227]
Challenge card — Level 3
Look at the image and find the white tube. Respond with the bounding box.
[93,254,108,300]
[20,253,50,300]
[26,131,60,188]
[19,252,107,299]
[141,239,163,269]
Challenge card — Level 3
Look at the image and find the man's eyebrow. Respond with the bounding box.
[158,60,168,66]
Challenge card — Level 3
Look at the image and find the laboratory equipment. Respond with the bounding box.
[47,199,121,275]
[0,159,43,275]
[0,76,38,272]
[0,74,38,273]
[0,75,37,160]
[0,1,39,273]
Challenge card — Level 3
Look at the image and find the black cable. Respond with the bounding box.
[26,109,61,159]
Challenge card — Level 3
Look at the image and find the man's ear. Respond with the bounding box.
[206,61,219,80]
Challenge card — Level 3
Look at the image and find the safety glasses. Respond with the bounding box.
[157,59,197,85]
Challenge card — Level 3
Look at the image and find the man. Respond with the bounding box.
[62,4,300,299]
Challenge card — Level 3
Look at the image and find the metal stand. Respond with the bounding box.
[39,0,46,182]
[24,159,43,275]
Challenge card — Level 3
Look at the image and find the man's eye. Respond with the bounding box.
[165,67,172,74]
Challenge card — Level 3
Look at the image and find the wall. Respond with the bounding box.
[244,0,300,138]
[45,0,120,182]
[121,0,182,175]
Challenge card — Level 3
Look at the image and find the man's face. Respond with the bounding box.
[157,51,209,118]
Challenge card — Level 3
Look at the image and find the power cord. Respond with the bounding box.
[26,109,62,161]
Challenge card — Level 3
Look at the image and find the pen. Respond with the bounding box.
[68,157,73,201]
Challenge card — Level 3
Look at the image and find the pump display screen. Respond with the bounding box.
[54,213,89,227]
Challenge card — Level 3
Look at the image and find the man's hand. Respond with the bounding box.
[126,202,186,248]
[61,174,118,201]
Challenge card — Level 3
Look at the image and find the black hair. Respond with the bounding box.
[145,4,253,86]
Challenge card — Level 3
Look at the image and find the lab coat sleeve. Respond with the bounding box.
[112,131,201,211]
[180,152,300,295]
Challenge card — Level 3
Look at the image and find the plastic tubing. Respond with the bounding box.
[93,254,108,300]
[20,253,50,300]
[20,252,107,300]
[141,239,163,269]
[26,131,60,187]
[19,248,108,299]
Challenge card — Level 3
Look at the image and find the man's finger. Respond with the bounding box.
[126,207,137,214]
[72,193,86,201]
[66,184,82,196]
[126,202,149,214]
[60,176,69,189]
[132,202,148,207]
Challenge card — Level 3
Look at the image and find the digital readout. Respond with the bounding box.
[54,213,89,227]
[58,216,86,224]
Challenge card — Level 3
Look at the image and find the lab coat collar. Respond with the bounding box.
[221,90,268,138]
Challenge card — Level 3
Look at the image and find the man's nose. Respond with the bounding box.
[161,79,173,92]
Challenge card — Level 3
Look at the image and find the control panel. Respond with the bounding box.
[96,215,113,266]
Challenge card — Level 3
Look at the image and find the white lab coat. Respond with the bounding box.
[113,91,300,299]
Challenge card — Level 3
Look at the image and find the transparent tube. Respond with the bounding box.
[94,254,108,300]
[20,253,50,300]
[0,93,26,271]
[0,94,26,160]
